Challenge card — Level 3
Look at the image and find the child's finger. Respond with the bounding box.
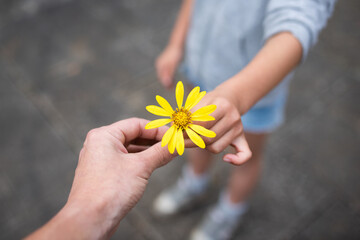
[205,113,240,142]
[156,67,164,83]
[184,118,233,150]
[191,103,226,131]
[223,133,252,166]
[156,61,170,83]
[155,59,163,75]
[160,66,174,89]
[206,123,243,153]
[160,68,168,82]
[184,137,198,148]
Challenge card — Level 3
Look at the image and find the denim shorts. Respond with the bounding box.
[241,88,288,133]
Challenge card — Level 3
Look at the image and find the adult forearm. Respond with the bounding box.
[168,0,194,49]
[25,201,121,240]
[217,32,303,115]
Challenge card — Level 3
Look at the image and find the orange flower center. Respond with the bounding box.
[172,108,192,129]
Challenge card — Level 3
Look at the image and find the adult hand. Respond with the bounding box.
[155,45,183,89]
[187,85,252,166]
[27,118,173,240]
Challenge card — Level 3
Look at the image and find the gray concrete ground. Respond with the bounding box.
[0,0,359,239]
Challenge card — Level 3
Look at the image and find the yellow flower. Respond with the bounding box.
[145,81,216,155]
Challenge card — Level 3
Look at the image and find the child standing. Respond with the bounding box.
[153,1,336,239]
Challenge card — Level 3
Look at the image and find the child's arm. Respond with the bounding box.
[192,0,336,164]
[189,32,301,165]
[217,32,302,115]
[156,0,193,89]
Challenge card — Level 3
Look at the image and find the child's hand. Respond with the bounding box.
[188,87,252,165]
[155,45,183,89]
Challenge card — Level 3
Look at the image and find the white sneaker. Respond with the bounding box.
[190,200,248,240]
[153,166,209,216]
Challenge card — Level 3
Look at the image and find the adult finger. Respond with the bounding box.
[127,144,149,153]
[223,133,252,166]
[106,118,168,144]
[127,138,158,147]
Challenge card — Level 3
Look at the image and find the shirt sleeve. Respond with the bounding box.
[263,0,337,62]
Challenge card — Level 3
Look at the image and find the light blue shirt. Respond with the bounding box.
[182,0,336,107]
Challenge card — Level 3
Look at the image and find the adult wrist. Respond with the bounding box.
[59,197,122,239]
[61,202,106,239]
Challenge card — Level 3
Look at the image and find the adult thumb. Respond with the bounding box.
[136,141,175,172]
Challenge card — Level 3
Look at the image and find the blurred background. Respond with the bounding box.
[0,0,359,239]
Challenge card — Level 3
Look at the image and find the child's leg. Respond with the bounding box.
[187,148,214,175]
[190,132,267,240]
[227,132,267,203]
[186,131,266,203]
[152,147,213,216]
[187,131,266,194]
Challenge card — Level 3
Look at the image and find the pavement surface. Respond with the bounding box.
[0,0,359,239]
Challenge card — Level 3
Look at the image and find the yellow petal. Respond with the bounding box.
[192,105,217,117]
[146,105,172,117]
[185,128,205,148]
[191,115,215,121]
[176,81,184,109]
[188,91,206,110]
[162,125,176,147]
[145,118,172,129]
[156,95,174,114]
[168,128,177,154]
[189,124,216,138]
[184,86,200,109]
[175,128,185,155]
